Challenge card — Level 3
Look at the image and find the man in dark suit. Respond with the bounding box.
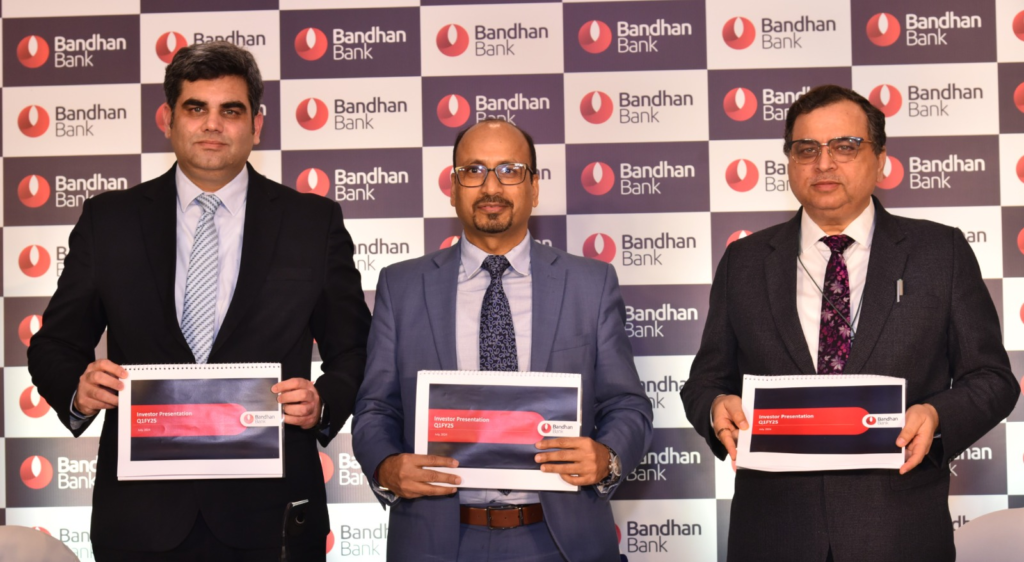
[352,119,653,561]
[28,42,370,561]
[681,85,1019,562]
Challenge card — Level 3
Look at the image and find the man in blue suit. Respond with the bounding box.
[352,119,653,562]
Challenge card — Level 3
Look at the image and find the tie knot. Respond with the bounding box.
[483,255,511,280]
[195,193,221,215]
[820,234,854,255]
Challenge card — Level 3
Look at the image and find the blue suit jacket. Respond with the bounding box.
[352,241,653,562]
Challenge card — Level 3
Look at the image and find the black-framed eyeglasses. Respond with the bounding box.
[453,163,534,187]
[786,137,875,164]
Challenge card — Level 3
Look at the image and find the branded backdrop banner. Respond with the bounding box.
[2,1,1024,561]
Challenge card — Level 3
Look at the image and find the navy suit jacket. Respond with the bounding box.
[352,240,653,562]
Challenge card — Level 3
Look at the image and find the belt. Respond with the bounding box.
[460,504,544,529]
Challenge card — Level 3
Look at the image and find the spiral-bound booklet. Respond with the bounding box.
[736,374,905,472]
[117,363,283,481]
[414,370,583,492]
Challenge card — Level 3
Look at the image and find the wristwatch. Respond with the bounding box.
[599,445,621,486]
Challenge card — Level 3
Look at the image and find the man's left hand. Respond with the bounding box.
[534,437,610,486]
[272,378,321,430]
[897,403,940,475]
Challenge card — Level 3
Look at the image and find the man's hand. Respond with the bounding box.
[74,359,127,416]
[377,454,461,499]
[712,394,748,462]
[272,378,322,430]
[534,437,610,486]
[897,403,940,475]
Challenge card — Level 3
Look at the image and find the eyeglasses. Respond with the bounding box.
[786,137,875,164]
[453,163,534,187]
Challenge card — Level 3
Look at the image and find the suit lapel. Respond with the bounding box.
[424,246,460,370]
[530,243,566,372]
[139,165,192,355]
[844,200,908,374]
[765,211,816,374]
[210,166,283,357]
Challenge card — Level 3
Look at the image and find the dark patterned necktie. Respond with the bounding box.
[816,235,855,375]
[479,255,518,372]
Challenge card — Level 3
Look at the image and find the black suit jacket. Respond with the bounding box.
[681,198,1018,562]
[28,164,371,552]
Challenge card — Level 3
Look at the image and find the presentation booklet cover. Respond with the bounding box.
[736,374,905,472]
[415,370,582,492]
[117,363,282,480]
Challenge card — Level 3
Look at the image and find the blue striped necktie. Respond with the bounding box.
[180,193,221,364]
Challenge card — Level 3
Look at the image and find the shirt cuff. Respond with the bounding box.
[69,391,96,431]
[594,445,621,495]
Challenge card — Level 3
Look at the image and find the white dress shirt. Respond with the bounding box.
[70,166,248,427]
[455,232,539,506]
[173,165,248,336]
[797,200,875,371]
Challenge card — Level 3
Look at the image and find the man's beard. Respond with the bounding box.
[473,195,514,233]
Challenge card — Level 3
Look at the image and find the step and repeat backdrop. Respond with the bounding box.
[2,0,1024,560]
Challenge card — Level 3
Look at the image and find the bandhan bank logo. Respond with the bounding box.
[580,91,614,124]
[439,166,454,197]
[578,20,613,54]
[19,245,52,278]
[877,156,904,190]
[1016,155,1024,185]
[727,230,753,246]
[1014,11,1024,41]
[725,159,758,192]
[437,94,471,128]
[20,455,54,490]
[437,24,470,57]
[440,236,461,249]
[326,531,335,554]
[156,32,188,64]
[319,451,334,483]
[19,175,52,208]
[722,17,755,50]
[19,106,50,138]
[296,168,330,197]
[19,314,44,347]
[869,85,902,118]
[20,386,51,419]
[581,162,615,196]
[723,88,757,121]
[296,98,329,130]
[866,13,901,47]
[1013,82,1024,114]
[295,28,328,61]
[583,233,616,263]
[17,35,51,68]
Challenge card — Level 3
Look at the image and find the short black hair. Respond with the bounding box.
[783,84,885,155]
[452,119,537,172]
[163,41,264,124]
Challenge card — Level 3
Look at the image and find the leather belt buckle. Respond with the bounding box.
[486,505,524,530]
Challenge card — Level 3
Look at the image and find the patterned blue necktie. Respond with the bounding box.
[180,193,220,364]
[479,255,518,372]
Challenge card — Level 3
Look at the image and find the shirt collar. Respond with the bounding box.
[175,165,248,216]
[800,197,876,256]
[460,231,533,279]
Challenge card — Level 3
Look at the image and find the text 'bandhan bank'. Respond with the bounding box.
[760,16,836,49]
[334,167,409,201]
[55,105,128,137]
[616,19,691,53]
[622,233,696,266]
[905,11,982,46]
[474,23,547,57]
[334,27,406,60]
[620,91,692,124]
[621,161,694,195]
[476,94,549,124]
[335,98,407,130]
[52,34,127,67]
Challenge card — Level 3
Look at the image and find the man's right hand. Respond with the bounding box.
[73,359,127,417]
[376,453,462,499]
[712,394,748,461]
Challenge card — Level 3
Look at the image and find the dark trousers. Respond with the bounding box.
[93,513,325,562]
